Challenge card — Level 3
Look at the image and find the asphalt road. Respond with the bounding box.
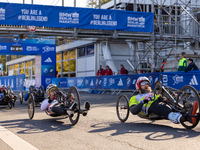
[0,93,200,150]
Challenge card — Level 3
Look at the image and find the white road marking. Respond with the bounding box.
[0,126,39,150]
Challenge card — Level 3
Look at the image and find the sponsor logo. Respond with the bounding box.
[26,46,39,51]
[118,78,123,86]
[127,77,131,86]
[0,8,5,20]
[103,78,107,86]
[50,69,54,72]
[132,79,136,85]
[90,80,94,86]
[42,46,54,53]
[43,68,48,73]
[0,45,7,50]
[155,78,158,83]
[148,76,153,85]
[163,75,168,82]
[85,79,89,85]
[109,78,115,86]
[99,80,101,85]
[44,57,52,63]
[173,75,183,85]
[11,46,23,51]
[45,78,51,85]
[95,79,98,85]
[68,79,74,84]
[189,75,198,85]
[12,35,20,42]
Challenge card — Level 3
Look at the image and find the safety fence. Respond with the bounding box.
[52,70,200,95]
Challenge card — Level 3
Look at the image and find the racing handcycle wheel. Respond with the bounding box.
[116,94,130,122]
[154,81,162,95]
[28,93,35,119]
[176,85,200,129]
[7,100,13,109]
[68,86,80,125]
[19,90,23,104]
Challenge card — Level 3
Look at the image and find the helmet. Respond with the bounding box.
[29,85,35,91]
[46,84,57,93]
[136,76,150,90]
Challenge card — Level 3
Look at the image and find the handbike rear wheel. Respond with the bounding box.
[116,94,130,122]
[68,86,80,125]
[177,85,200,129]
[19,90,23,104]
[38,85,45,98]
[28,93,35,119]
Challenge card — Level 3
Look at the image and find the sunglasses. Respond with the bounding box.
[140,81,150,86]
[50,88,57,93]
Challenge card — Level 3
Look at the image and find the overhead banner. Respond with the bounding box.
[0,2,154,32]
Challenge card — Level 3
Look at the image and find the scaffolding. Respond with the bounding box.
[116,0,200,73]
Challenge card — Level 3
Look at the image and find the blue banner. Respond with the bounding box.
[85,77,96,89]
[15,74,25,90]
[0,2,154,33]
[51,70,200,90]
[0,74,25,90]
[95,76,102,89]
[52,77,67,88]
[126,74,137,89]
[101,75,127,89]
[76,77,85,89]
[67,77,76,88]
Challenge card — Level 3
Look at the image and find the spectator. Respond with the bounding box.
[105,65,113,76]
[56,71,60,78]
[160,59,166,72]
[185,58,199,72]
[120,64,126,74]
[4,72,8,76]
[178,54,187,71]
[97,65,105,76]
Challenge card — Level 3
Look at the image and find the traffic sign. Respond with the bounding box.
[27,26,37,32]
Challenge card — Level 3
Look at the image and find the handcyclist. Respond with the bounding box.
[24,85,35,101]
[129,76,198,125]
[41,83,90,116]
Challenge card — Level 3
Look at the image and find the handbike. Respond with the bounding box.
[19,85,45,105]
[28,85,88,126]
[0,85,17,109]
[116,75,200,129]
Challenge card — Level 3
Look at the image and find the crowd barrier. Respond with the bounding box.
[0,74,25,91]
[52,70,200,92]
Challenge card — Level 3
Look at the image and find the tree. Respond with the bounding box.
[87,0,112,8]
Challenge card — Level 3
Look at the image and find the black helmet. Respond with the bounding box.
[29,85,35,91]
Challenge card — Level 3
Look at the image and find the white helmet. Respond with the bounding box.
[46,84,57,93]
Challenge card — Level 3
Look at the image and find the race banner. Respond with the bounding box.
[0,2,154,33]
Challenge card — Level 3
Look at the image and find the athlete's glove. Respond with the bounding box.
[140,99,149,104]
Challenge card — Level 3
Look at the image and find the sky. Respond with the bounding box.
[0,0,88,8]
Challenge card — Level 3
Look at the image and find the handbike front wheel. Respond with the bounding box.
[116,94,130,122]
[68,86,80,125]
[19,90,23,104]
[177,85,200,129]
[28,93,35,119]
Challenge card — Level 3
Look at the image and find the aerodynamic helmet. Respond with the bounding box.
[46,83,57,93]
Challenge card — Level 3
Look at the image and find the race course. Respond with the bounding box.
[0,93,200,150]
